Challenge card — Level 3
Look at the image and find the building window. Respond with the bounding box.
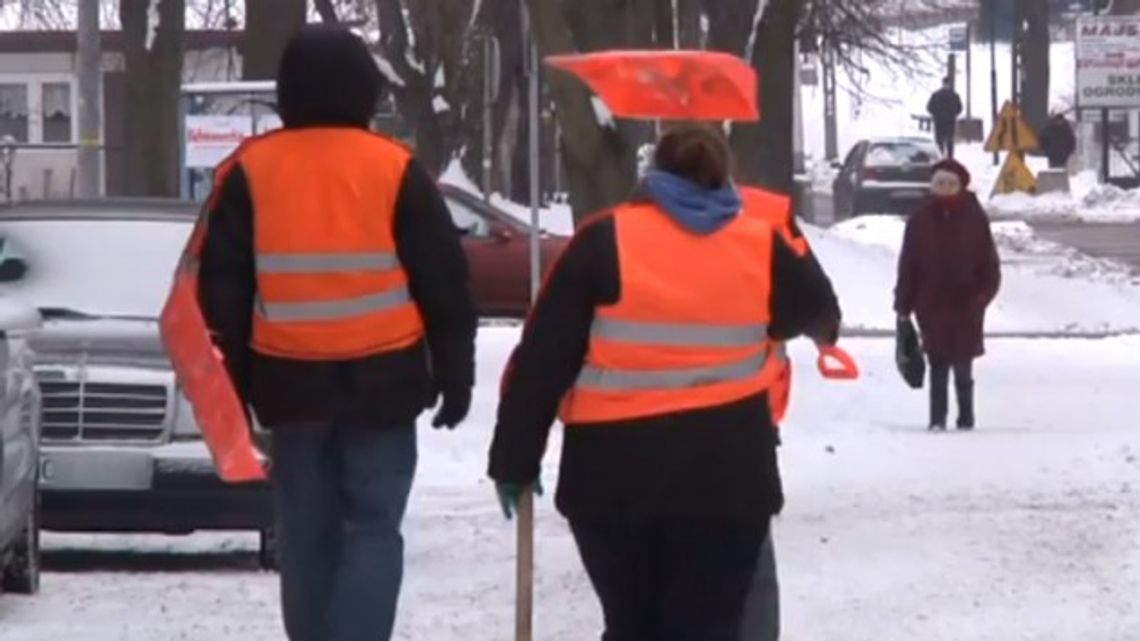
[0,83,29,143]
[42,83,72,143]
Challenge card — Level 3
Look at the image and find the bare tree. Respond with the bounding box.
[371,0,481,174]
[733,0,800,191]
[525,0,639,223]
[119,0,186,197]
[242,0,306,79]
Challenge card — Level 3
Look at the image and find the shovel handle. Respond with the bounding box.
[817,345,859,380]
[515,489,535,641]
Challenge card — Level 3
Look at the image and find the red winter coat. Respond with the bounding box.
[893,193,1001,362]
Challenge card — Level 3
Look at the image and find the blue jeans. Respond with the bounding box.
[271,423,417,641]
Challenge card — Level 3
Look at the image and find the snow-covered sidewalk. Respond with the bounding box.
[2,329,1138,641]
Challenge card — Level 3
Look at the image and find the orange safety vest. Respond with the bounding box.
[739,186,809,425]
[217,129,425,361]
[558,202,783,425]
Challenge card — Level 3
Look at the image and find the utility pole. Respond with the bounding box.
[989,0,999,166]
[77,0,102,197]
[481,32,500,201]
[822,42,838,161]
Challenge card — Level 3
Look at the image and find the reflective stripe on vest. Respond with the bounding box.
[577,318,771,391]
[257,252,401,274]
[256,288,412,322]
[577,349,771,391]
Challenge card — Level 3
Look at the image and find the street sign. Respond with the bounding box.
[1075,15,1140,109]
[984,101,1039,153]
[949,25,969,52]
[991,151,1037,196]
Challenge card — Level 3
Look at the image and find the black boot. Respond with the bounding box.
[956,381,975,430]
[929,363,950,431]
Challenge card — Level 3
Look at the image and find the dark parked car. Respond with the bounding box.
[0,293,43,595]
[832,137,940,220]
[0,200,277,568]
[439,184,570,317]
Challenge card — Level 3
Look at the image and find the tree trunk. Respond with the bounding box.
[677,0,702,48]
[242,0,306,80]
[702,0,760,55]
[489,0,525,196]
[731,0,798,192]
[119,0,185,197]
[525,0,636,223]
[653,0,674,48]
[1020,0,1050,131]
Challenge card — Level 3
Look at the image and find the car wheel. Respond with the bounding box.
[2,484,41,595]
[258,527,279,572]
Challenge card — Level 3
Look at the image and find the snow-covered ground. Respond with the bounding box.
[2,330,1138,641]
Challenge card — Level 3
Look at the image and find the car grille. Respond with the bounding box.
[37,376,171,442]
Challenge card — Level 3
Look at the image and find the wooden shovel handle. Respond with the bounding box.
[516,489,535,641]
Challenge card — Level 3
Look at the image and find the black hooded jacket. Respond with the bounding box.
[197,27,477,429]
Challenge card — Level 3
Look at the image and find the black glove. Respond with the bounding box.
[432,385,472,429]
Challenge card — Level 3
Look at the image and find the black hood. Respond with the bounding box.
[276,25,384,129]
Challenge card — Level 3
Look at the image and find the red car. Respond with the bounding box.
[439,184,570,318]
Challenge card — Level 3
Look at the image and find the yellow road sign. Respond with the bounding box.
[991,151,1037,196]
[984,101,1040,153]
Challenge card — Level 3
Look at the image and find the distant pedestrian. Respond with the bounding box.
[1039,112,1077,169]
[894,159,1001,431]
[196,26,477,641]
[926,77,963,159]
[490,123,841,641]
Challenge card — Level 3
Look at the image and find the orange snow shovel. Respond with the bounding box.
[817,345,860,380]
[160,210,266,484]
[545,49,760,121]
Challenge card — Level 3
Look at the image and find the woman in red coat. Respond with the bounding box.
[894,159,1001,430]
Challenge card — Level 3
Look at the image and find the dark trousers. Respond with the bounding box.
[929,359,974,428]
[570,516,767,641]
[739,528,779,641]
[934,125,955,158]
[271,423,417,641]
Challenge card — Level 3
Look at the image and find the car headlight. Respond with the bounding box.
[171,388,202,440]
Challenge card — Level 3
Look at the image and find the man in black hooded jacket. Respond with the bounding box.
[197,26,476,641]
[927,77,963,158]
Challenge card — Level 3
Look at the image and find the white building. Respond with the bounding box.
[0,30,240,199]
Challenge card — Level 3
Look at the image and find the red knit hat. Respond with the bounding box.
[931,158,971,188]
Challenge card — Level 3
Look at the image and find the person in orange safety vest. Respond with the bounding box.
[196,26,477,641]
[489,123,841,640]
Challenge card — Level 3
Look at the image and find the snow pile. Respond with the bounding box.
[815,215,1140,334]
[987,171,1140,223]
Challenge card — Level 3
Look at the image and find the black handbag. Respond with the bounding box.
[895,318,925,389]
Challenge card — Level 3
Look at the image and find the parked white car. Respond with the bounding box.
[0,199,276,569]
[0,292,43,595]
